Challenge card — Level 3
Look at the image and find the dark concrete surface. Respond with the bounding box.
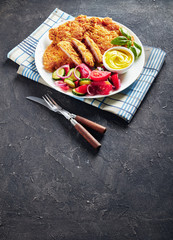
[0,0,173,239]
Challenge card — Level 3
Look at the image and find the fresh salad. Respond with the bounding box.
[52,63,121,96]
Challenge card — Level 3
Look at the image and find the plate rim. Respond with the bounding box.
[35,17,145,99]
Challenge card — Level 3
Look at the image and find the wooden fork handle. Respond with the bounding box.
[75,115,106,134]
[71,119,101,149]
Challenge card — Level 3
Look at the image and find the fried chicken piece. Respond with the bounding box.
[44,15,123,71]
[101,17,120,31]
[71,38,94,67]
[86,24,119,54]
[58,41,82,65]
[84,35,103,63]
[49,15,91,44]
[48,15,121,55]
[75,15,93,31]
[43,43,73,72]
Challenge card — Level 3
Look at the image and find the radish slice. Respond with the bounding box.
[56,65,72,79]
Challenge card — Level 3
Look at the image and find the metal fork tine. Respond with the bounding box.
[42,96,54,109]
[46,94,57,106]
[42,94,101,148]
[44,95,55,107]
[44,94,56,107]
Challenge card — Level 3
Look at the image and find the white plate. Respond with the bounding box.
[35,18,145,98]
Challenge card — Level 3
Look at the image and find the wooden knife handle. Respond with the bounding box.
[75,115,106,134]
[74,122,101,149]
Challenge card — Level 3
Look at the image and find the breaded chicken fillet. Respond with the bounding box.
[84,35,103,63]
[58,41,82,65]
[49,15,120,54]
[85,24,119,54]
[49,15,94,44]
[71,38,95,67]
[43,43,73,72]
[43,15,132,72]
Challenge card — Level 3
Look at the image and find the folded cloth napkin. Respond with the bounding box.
[7,8,166,122]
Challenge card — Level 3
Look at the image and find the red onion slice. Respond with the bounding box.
[87,84,96,96]
[74,66,81,80]
[74,64,91,79]
[63,64,70,75]
[55,81,67,87]
[55,81,69,91]
[56,65,72,79]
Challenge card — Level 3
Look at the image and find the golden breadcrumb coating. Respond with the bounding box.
[49,15,91,43]
[43,15,130,72]
[84,35,103,63]
[71,38,95,67]
[85,24,119,54]
[58,41,82,65]
[43,43,73,72]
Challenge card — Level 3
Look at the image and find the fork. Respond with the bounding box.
[42,94,102,149]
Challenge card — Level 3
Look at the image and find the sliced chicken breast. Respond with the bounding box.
[84,35,103,63]
[71,38,95,67]
[58,41,82,65]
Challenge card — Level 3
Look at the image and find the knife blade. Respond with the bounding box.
[26,96,73,121]
[26,96,57,110]
[26,96,106,134]
[26,95,102,148]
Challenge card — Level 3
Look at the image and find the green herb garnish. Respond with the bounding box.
[111,36,128,45]
[111,27,142,60]
[127,40,132,48]
[119,27,131,40]
[129,46,137,59]
[134,42,142,57]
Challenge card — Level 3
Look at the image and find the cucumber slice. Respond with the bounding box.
[72,89,86,96]
[67,68,81,81]
[64,79,75,88]
[79,79,91,85]
[52,68,65,80]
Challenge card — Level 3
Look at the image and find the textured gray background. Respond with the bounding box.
[0,0,173,239]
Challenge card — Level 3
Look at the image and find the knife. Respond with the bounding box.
[26,96,106,134]
[26,96,107,148]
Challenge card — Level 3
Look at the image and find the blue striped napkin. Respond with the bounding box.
[7,8,166,122]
